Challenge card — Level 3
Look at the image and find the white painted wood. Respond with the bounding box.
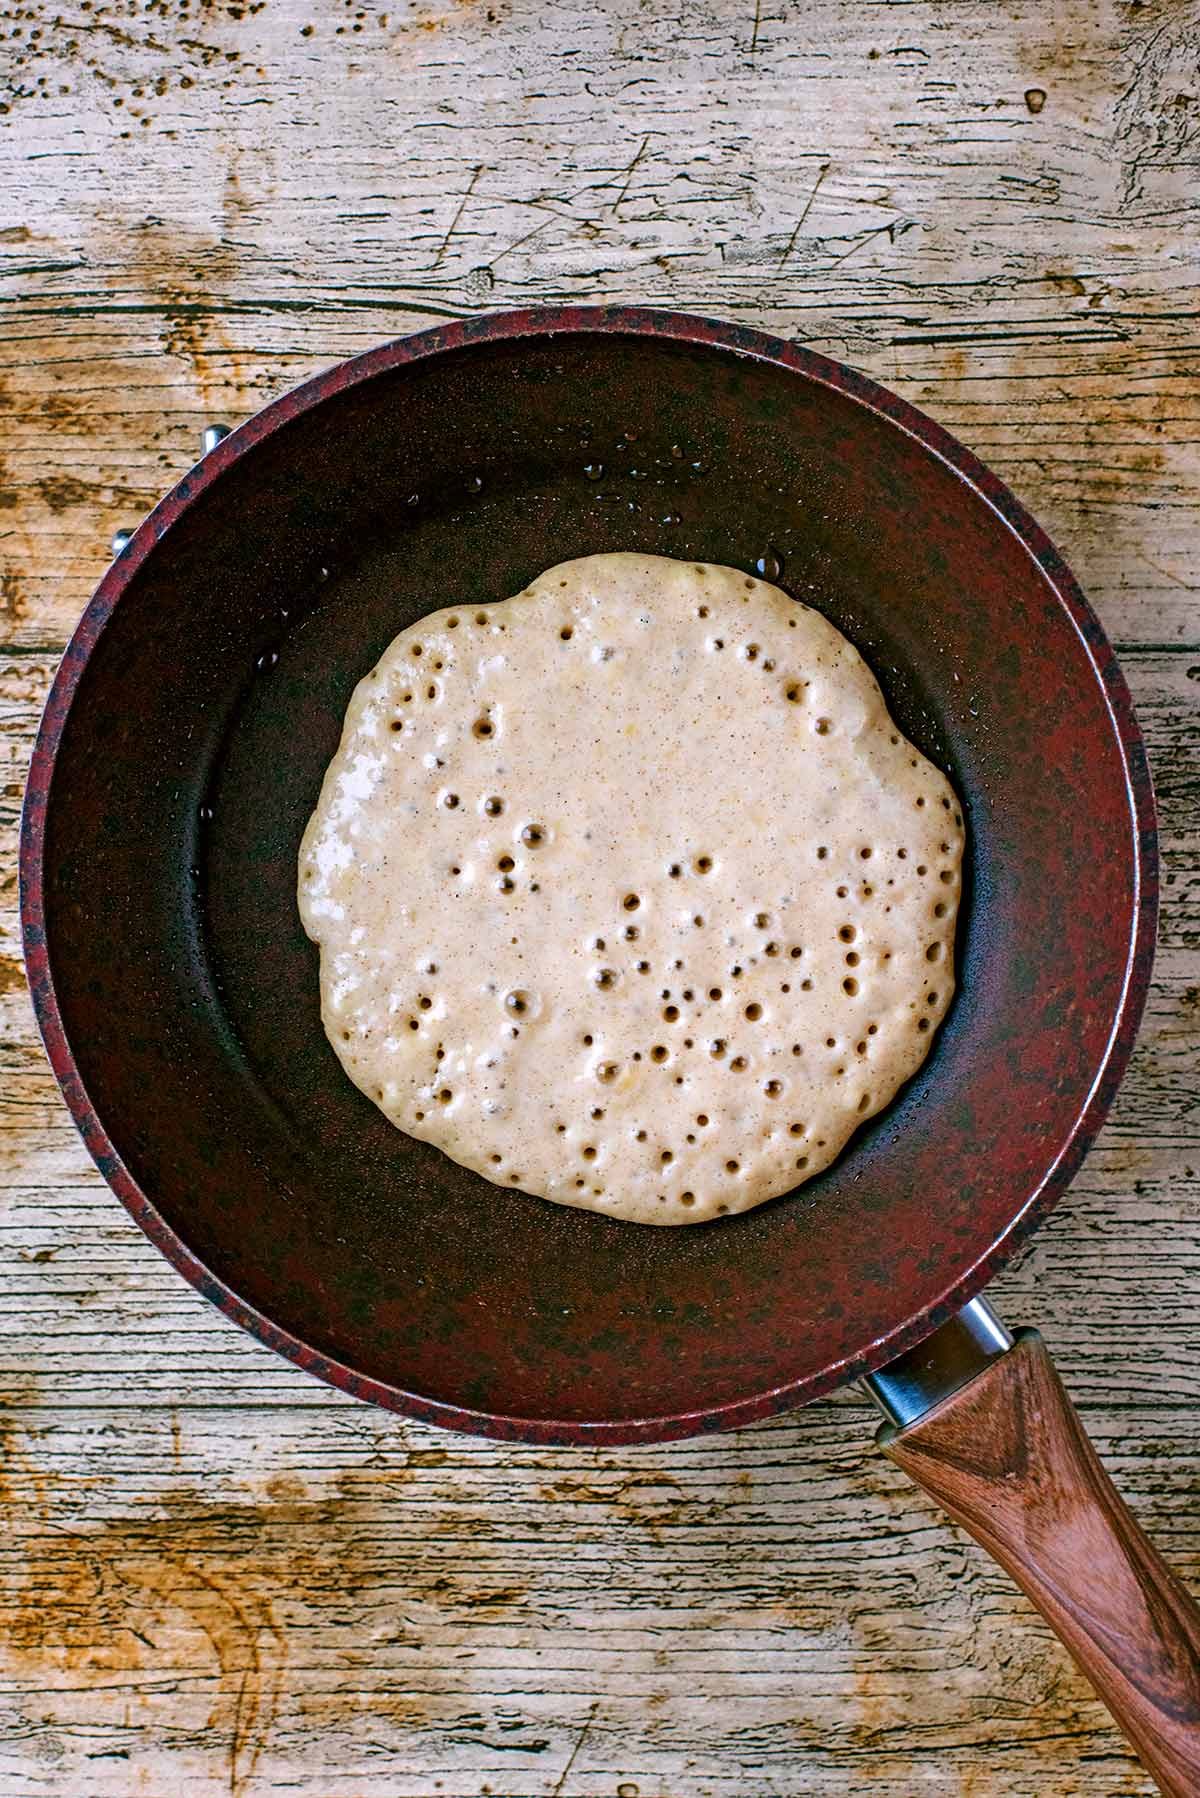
[1,0,1197,1788]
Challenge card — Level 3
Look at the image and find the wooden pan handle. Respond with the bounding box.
[879,1329,1200,1797]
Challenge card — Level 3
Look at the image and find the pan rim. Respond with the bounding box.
[19,304,1159,1445]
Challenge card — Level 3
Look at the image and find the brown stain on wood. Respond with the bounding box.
[42,392,93,430]
[34,472,159,516]
[0,1418,50,1515]
[845,1651,895,1746]
[430,1577,528,1615]
[105,218,255,410]
[0,957,25,998]
[838,1589,1093,1779]
[538,1471,686,1508]
[1044,269,1087,296]
[770,1592,838,1634]
[392,0,490,37]
[0,569,27,630]
[0,359,165,642]
[162,300,235,405]
[0,378,93,437]
[3,1487,276,1794]
[6,1524,286,1796]
[263,1472,306,1503]
[0,452,19,510]
[1,218,259,430]
[36,474,111,516]
[1100,1136,1155,1183]
[0,1426,533,1788]
[407,1445,450,1467]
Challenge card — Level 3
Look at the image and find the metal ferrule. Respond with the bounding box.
[861,1295,1014,1429]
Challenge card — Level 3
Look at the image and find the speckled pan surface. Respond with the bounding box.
[300,553,963,1224]
[21,307,1155,1442]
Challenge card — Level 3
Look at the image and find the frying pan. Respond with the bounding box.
[20,307,1200,1791]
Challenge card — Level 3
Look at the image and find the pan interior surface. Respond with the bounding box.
[37,320,1147,1436]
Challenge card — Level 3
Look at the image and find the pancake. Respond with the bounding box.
[298,553,964,1225]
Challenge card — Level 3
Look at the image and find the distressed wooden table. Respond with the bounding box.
[2,0,1199,1791]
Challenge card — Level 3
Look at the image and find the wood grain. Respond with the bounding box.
[1,0,1199,1790]
[881,1331,1200,1798]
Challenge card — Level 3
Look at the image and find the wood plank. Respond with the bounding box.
[0,1400,1190,1796]
[2,2,1198,655]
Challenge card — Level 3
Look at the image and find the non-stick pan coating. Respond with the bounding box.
[22,309,1156,1442]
